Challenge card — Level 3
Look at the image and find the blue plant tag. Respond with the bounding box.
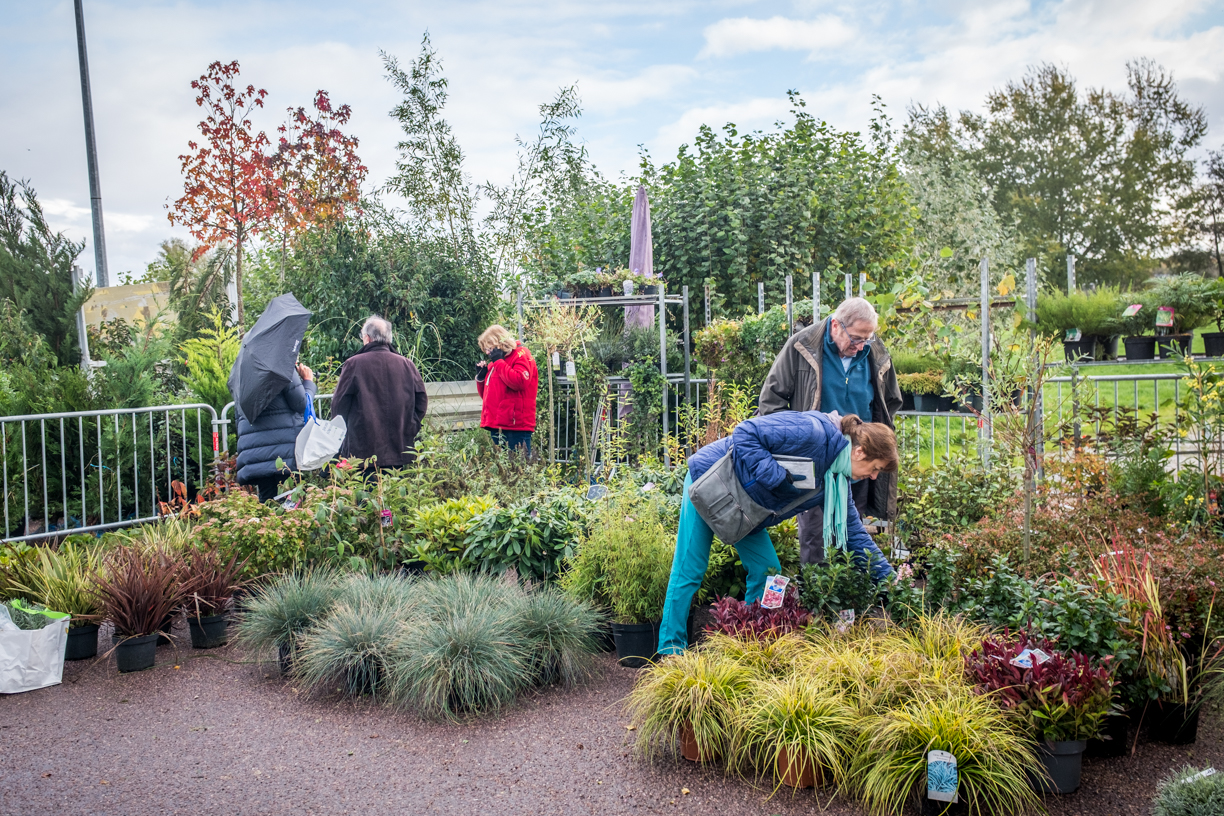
[927,750,958,803]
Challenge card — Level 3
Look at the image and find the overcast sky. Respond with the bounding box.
[3,0,1223,284]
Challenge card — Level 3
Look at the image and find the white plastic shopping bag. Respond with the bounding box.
[0,602,70,694]
[295,399,347,471]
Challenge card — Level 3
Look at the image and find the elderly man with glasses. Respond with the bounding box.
[758,297,902,565]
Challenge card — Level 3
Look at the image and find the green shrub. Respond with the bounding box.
[891,350,943,375]
[896,370,943,395]
[1036,287,1122,337]
[562,493,673,623]
[462,490,588,582]
[1152,766,1224,816]
[195,490,320,579]
[895,453,1017,551]
[798,549,881,623]
[407,495,497,574]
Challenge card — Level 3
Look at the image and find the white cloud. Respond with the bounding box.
[700,15,856,58]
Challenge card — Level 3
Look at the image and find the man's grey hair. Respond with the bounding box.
[362,316,393,345]
[832,297,878,329]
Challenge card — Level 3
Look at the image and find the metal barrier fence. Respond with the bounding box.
[1,404,219,543]
[895,371,1197,467]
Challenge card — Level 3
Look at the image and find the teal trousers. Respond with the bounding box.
[657,474,782,655]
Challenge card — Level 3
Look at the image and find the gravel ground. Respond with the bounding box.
[1,621,1220,816]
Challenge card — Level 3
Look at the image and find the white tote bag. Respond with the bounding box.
[0,603,70,694]
[295,399,347,471]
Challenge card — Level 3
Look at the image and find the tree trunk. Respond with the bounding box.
[235,226,245,332]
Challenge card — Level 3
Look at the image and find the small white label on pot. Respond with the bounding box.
[1180,768,1217,785]
[1030,648,1052,665]
[760,575,788,609]
[622,280,634,296]
[1010,649,1035,668]
[552,352,561,370]
[381,509,393,527]
[927,750,958,802]
[565,360,577,378]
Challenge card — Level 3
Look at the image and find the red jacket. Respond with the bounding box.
[476,343,539,432]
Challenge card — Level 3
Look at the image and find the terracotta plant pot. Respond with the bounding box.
[678,722,720,763]
[776,746,816,789]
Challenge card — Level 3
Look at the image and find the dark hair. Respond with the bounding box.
[839,414,899,473]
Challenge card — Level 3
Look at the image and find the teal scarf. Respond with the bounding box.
[822,438,854,552]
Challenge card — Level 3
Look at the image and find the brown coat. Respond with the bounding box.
[332,343,428,469]
[757,318,903,521]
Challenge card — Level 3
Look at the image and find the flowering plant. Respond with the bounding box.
[706,584,811,641]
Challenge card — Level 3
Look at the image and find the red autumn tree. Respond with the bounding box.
[168,61,365,330]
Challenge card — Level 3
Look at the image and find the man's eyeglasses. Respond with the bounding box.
[834,319,875,347]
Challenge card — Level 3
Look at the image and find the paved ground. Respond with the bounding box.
[1,621,1220,816]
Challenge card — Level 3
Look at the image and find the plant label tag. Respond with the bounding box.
[1030,648,1052,664]
[927,750,958,802]
[1156,306,1175,328]
[761,575,788,609]
[566,360,577,378]
[776,458,816,488]
[281,499,299,511]
[623,279,634,296]
[381,509,393,527]
[1122,303,1143,317]
[836,608,855,633]
[1009,649,1035,668]
[1064,329,1082,341]
[1180,768,1217,785]
[552,351,561,370]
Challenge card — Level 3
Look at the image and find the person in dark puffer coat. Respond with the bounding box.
[235,362,316,501]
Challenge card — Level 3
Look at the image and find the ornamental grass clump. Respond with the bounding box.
[625,648,754,764]
[234,569,341,657]
[735,675,857,789]
[1152,766,1224,816]
[89,545,189,639]
[510,588,601,688]
[15,541,105,627]
[294,601,406,699]
[852,689,1042,816]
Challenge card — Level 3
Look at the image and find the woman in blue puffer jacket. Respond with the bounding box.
[234,363,316,502]
[658,411,897,656]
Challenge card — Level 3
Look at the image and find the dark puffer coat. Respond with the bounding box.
[234,374,316,485]
[687,411,893,580]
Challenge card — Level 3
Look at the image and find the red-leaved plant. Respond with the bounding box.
[965,632,1116,742]
[705,585,811,641]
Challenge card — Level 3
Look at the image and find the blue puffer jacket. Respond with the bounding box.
[688,411,894,580]
[234,374,317,485]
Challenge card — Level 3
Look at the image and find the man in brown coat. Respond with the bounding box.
[332,316,428,469]
[758,297,902,564]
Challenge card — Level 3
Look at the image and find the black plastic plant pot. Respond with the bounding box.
[1149,701,1200,745]
[1157,333,1193,359]
[921,798,967,816]
[65,623,99,661]
[1062,337,1097,362]
[594,620,616,653]
[900,391,915,411]
[936,395,955,412]
[1099,334,1120,360]
[156,613,177,646]
[600,285,614,297]
[1123,335,1156,361]
[913,394,940,412]
[114,634,158,673]
[1203,331,1224,358]
[611,621,659,669]
[558,291,573,300]
[643,285,660,296]
[1085,711,1131,758]
[1034,739,1086,794]
[187,613,229,649]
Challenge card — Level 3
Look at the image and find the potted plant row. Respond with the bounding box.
[559,267,664,299]
[13,540,106,660]
[965,633,1115,795]
[1036,287,1123,362]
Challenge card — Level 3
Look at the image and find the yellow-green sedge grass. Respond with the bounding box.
[625,647,754,763]
[109,518,196,558]
[732,675,858,789]
[851,687,1042,816]
[14,542,106,626]
[701,631,808,679]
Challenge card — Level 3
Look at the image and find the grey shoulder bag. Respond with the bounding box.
[688,450,817,546]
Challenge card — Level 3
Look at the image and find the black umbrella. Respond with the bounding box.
[227,294,312,422]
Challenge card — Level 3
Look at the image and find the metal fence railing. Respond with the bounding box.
[1,404,219,543]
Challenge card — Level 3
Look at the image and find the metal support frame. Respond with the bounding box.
[73,0,108,288]
[785,275,793,336]
[979,257,991,468]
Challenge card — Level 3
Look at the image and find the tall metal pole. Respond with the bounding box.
[1026,257,1043,481]
[757,281,765,315]
[785,275,793,336]
[72,265,93,373]
[1067,254,1076,293]
[858,272,866,298]
[703,284,711,327]
[844,273,852,300]
[74,0,109,288]
[979,258,990,469]
[659,284,669,468]
[812,271,820,324]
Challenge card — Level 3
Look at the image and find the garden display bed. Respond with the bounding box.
[0,635,1219,816]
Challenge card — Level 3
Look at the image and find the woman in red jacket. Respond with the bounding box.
[475,325,539,455]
